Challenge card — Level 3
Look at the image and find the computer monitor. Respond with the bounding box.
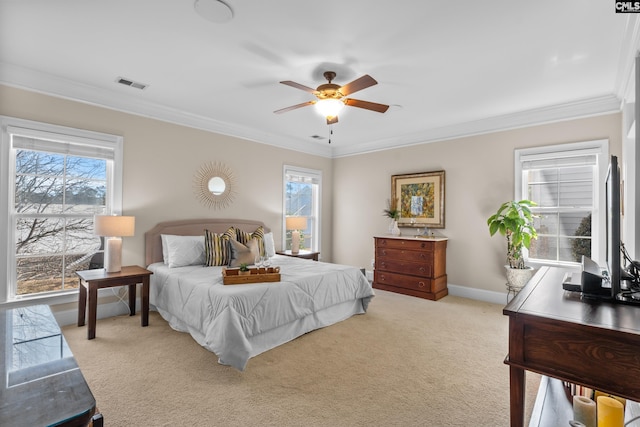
[605,155,621,298]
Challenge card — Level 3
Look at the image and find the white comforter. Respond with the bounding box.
[148,255,374,370]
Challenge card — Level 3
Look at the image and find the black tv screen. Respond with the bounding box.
[605,155,621,298]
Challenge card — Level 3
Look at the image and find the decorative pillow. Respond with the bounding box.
[161,234,205,268]
[229,238,259,268]
[235,226,265,256]
[263,231,276,257]
[204,227,235,266]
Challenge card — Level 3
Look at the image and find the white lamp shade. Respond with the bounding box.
[286,216,307,231]
[94,215,135,237]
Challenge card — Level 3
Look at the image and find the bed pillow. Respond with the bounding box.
[204,227,235,266]
[263,231,276,257]
[161,234,170,264]
[161,234,205,268]
[229,238,260,268]
[236,226,265,256]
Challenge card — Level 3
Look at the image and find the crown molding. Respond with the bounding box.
[0,62,333,158]
[0,62,623,159]
[331,94,622,157]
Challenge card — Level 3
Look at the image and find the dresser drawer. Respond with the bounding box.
[374,270,432,293]
[376,258,432,277]
[376,238,434,251]
[376,247,433,263]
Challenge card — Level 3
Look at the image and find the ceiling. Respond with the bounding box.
[0,1,637,158]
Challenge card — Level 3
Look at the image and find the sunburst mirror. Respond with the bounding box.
[193,161,236,209]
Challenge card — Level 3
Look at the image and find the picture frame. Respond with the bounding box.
[391,170,445,228]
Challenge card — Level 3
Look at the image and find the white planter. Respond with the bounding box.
[390,220,401,236]
[504,266,535,291]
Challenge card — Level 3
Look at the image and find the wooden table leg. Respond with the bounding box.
[128,284,136,316]
[78,280,87,327]
[141,276,149,327]
[510,365,526,427]
[88,283,97,340]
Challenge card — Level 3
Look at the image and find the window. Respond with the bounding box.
[283,165,321,253]
[1,117,123,303]
[515,140,608,266]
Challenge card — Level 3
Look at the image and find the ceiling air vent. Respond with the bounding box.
[116,77,148,90]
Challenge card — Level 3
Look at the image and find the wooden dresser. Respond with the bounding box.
[373,236,448,300]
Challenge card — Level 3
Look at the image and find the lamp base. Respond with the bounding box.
[291,230,300,254]
[104,237,123,273]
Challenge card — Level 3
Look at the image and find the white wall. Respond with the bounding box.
[0,84,625,306]
[332,113,623,295]
[0,84,333,313]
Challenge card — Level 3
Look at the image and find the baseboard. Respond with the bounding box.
[54,298,140,327]
[365,270,509,305]
[442,283,508,305]
[54,282,508,326]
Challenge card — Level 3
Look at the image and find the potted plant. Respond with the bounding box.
[383,198,401,236]
[239,263,251,276]
[487,200,538,289]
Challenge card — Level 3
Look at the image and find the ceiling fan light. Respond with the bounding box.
[315,99,344,118]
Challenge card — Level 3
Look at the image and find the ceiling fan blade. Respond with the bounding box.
[280,80,318,94]
[344,98,389,113]
[339,75,377,96]
[326,116,339,125]
[274,101,316,114]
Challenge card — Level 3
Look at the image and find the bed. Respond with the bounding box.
[144,218,374,371]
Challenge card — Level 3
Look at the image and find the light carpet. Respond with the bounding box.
[62,290,539,426]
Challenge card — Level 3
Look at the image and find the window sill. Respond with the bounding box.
[0,291,80,310]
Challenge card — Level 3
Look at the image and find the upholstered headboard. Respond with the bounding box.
[144,218,270,266]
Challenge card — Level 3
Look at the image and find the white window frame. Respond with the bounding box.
[0,116,123,307]
[282,165,321,254]
[515,139,608,269]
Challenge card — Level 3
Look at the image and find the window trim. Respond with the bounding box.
[0,116,123,306]
[282,165,322,254]
[514,139,608,268]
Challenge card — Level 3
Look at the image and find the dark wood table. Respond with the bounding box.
[0,305,102,426]
[276,249,320,261]
[503,266,640,427]
[76,265,152,340]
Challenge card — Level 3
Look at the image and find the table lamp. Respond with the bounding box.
[93,215,135,273]
[286,216,307,254]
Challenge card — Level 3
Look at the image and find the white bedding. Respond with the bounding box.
[148,255,374,370]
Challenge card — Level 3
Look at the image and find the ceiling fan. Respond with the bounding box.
[274,71,389,125]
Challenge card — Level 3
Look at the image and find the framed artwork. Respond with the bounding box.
[391,170,445,228]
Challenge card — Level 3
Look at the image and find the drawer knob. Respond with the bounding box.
[418,281,426,288]
[380,262,386,268]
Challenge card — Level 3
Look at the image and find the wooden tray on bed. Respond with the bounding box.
[222,267,281,285]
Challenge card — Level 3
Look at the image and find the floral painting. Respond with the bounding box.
[391,170,445,228]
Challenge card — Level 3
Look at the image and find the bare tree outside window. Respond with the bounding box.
[14,146,107,295]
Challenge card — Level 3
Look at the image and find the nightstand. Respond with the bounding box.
[276,250,320,261]
[76,265,153,340]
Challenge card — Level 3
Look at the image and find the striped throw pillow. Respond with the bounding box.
[204,227,235,266]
